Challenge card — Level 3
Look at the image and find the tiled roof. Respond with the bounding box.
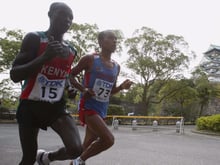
[204,44,220,54]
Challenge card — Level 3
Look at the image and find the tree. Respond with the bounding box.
[159,79,198,121]
[0,28,24,101]
[68,23,124,60]
[68,23,99,61]
[124,84,143,104]
[0,28,23,72]
[124,27,196,115]
[191,68,215,117]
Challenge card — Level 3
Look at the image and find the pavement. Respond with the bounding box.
[0,123,220,165]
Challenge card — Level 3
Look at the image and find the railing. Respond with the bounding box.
[71,114,184,134]
[110,115,184,134]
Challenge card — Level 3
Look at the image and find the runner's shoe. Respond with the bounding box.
[70,157,85,165]
[36,149,50,165]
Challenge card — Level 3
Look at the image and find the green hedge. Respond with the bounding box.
[107,104,125,116]
[196,114,220,132]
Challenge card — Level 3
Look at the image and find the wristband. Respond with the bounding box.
[82,88,89,94]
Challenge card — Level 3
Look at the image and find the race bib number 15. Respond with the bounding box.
[29,74,65,102]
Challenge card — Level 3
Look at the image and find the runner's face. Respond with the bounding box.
[102,32,117,53]
[51,5,73,34]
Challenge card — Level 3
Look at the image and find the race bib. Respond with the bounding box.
[92,78,113,102]
[29,74,65,102]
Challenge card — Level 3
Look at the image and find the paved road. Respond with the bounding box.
[0,123,220,165]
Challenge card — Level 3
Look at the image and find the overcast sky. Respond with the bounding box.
[1,0,220,78]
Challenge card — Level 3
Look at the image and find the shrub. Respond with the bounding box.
[211,114,220,131]
[196,114,220,132]
[107,104,125,116]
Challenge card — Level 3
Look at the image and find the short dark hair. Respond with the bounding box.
[98,30,114,42]
[48,2,70,16]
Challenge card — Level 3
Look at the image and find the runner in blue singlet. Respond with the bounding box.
[69,30,133,165]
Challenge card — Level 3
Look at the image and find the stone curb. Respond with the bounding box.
[0,119,17,124]
[191,129,220,136]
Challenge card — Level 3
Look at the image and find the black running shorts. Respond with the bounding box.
[16,99,70,130]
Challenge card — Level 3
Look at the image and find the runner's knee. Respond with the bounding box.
[106,135,115,148]
[101,134,115,149]
[66,142,83,159]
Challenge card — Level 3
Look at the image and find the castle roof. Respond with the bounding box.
[204,44,220,54]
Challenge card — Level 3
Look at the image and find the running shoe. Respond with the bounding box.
[70,157,85,165]
[36,149,50,165]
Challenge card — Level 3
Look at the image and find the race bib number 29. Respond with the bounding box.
[93,78,113,102]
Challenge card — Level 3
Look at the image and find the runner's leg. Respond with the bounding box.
[49,115,83,161]
[18,124,39,165]
[80,114,114,161]
[82,125,98,150]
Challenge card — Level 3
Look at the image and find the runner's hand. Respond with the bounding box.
[120,79,134,90]
[44,36,68,60]
[83,88,95,100]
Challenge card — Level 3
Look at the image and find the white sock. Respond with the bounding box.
[78,157,85,163]
[42,152,50,164]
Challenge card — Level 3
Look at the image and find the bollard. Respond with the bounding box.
[113,119,119,130]
[176,121,181,133]
[152,120,158,131]
[132,119,137,130]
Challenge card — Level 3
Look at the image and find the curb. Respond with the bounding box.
[191,129,220,137]
[0,120,17,124]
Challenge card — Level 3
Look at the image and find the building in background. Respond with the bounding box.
[200,44,220,115]
[200,44,220,82]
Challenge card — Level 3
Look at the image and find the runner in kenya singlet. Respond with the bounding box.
[20,32,77,103]
[79,54,119,118]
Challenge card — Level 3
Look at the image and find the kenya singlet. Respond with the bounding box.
[20,32,77,103]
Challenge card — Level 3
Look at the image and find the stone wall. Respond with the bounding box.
[205,98,220,115]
